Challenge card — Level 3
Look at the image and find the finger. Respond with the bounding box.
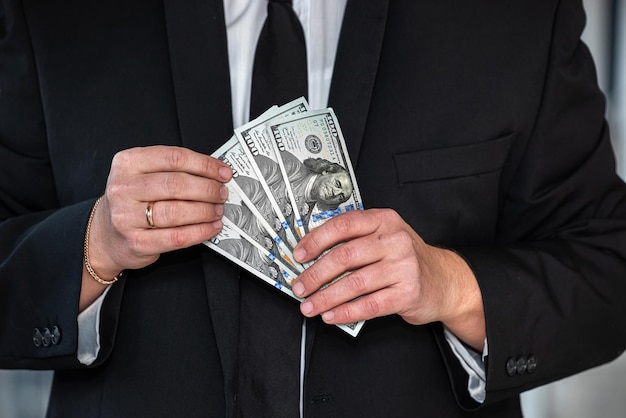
[299,262,394,318]
[316,286,408,325]
[142,200,224,229]
[294,210,385,263]
[127,221,224,258]
[293,232,384,298]
[113,172,229,204]
[114,146,232,181]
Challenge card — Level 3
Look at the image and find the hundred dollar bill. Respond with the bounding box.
[204,220,364,337]
[212,137,304,273]
[267,108,364,236]
[336,316,365,337]
[204,219,300,298]
[267,108,366,336]
[235,97,309,248]
[207,105,365,337]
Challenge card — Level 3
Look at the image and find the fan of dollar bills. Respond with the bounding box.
[203,97,365,337]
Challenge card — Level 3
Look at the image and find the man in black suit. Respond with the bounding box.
[1,1,626,417]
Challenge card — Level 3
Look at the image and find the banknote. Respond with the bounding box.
[212,136,304,273]
[235,97,309,248]
[267,108,365,336]
[335,310,364,336]
[267,108,364,236]
[204,219,301,298]
[205,222,364,336]
[205,221,362,336]
[205,104,366,337]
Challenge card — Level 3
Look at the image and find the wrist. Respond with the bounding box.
[438,249,486,351]
[84,197,125,285]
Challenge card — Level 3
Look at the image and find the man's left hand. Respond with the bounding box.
[292,208,485,350]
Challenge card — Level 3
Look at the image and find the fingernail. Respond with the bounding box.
[212,219,223,230]
[293,281,305,297]
[215,204,224,217]
[219,166,232,181]
[322,311,335,322]
[220,185,229,201]
[294,248,306,262]
[301,301,313,315]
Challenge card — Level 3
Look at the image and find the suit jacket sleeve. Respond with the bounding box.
[0,0,122,370]
[439,0,626,407]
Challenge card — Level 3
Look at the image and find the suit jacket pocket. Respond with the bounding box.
[393,133,514,184]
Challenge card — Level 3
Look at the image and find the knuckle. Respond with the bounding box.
[105,171,132,198]
[362,296,382,317]
[332,214,353,236]
[315,288,331,307]
[333,244,356,267]
[164,147,186,169]
[110,149,128,170]
[378,208,402,227]
[170,229,188,248]
[307,232,325,253]
[163,173,183,196]
[335,304,351,322]
[161,202,176,225]
[305,265,324,287]
[392,230,413,247]
[346,271,368,294]
[106,182,125,200]
[380,207,399,220]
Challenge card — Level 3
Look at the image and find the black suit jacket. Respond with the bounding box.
[2,0,626,417]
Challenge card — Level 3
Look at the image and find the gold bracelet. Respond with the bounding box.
[84,197,124,285]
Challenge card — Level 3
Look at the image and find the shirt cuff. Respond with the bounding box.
[443,327,488,403]
[76,286,111,365]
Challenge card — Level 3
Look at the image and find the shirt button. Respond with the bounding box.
[506,358,517,376]
[33,328,43,347]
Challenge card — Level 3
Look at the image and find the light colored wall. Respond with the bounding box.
[0,370,52,418]
[612,0,626,178]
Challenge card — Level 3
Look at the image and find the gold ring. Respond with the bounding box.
[146,201,156,228]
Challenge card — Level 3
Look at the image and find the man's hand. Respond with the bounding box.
[80,146,232,310]
[292,209,485,350]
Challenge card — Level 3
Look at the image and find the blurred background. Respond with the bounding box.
[1,1,625,417]
[522,0,626,415]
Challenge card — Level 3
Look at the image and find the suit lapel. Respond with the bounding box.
[328,0,390,165]
[163,0,239,407]
[163,0,233,154]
